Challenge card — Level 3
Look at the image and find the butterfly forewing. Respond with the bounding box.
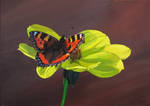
[30,31,58,51]
[66,33,84,54]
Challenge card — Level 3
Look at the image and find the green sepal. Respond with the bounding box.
[18,43,37,60]
[63,69,80,86]
[27,24,61,40]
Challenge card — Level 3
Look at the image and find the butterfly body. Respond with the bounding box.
[30,31,84,67]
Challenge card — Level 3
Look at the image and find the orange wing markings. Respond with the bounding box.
[68,40,80,53]
[34,37,45,49]
[35,34,84,67]
[38,53,49,64]
[51,53,69,64]
[66,38,82,53]
[66,39,70,48]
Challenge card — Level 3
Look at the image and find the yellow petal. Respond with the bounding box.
[27,24,61,40]
[104,44,131,60]
[79,30,110,54]
[61,59,86,72]
[36,65,60,79]
[18,43,37,60]
[88,60,124,78]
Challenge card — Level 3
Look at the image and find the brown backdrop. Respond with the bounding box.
[1,0,150,106]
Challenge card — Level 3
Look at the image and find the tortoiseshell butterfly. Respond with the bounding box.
[30,31,84,67]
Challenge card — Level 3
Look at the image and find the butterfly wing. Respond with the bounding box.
[34,33,84,67]
[30,31,59,51]
[35,52,49,67]
[66,33,84,54]
[35,36,69,67]
[51,33,85,65]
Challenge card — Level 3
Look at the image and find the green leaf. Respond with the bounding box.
[104,44,131,60]
[88,60,124,78]
[36,65,60,79]
[27,24,61,40]
[79,30,110,57]
[18,43,37,59]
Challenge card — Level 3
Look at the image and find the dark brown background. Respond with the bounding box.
[1,0,150,106]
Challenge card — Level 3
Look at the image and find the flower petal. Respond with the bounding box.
[61,59,86,72]
[79,51,125,76]
[36,65,60,79]
[80,51,120,64]
[79,30,110,57]
[18,43,37,59]
[88,60,124,78]
[104,44,131,60]
[78,60,101,70]
[27,24,61,40]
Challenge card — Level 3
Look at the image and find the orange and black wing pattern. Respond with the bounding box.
[66,33,84,54]
[31,32,84,67]
[30,31,58,51]
[49,33,85,66]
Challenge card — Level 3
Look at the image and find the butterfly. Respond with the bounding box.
[29,31,84,67]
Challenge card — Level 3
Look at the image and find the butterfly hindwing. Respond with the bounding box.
[36,52,49,67]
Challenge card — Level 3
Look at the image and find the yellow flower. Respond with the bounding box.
[18,24,131,79]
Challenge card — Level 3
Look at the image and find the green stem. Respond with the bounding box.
[61,77,69,106]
